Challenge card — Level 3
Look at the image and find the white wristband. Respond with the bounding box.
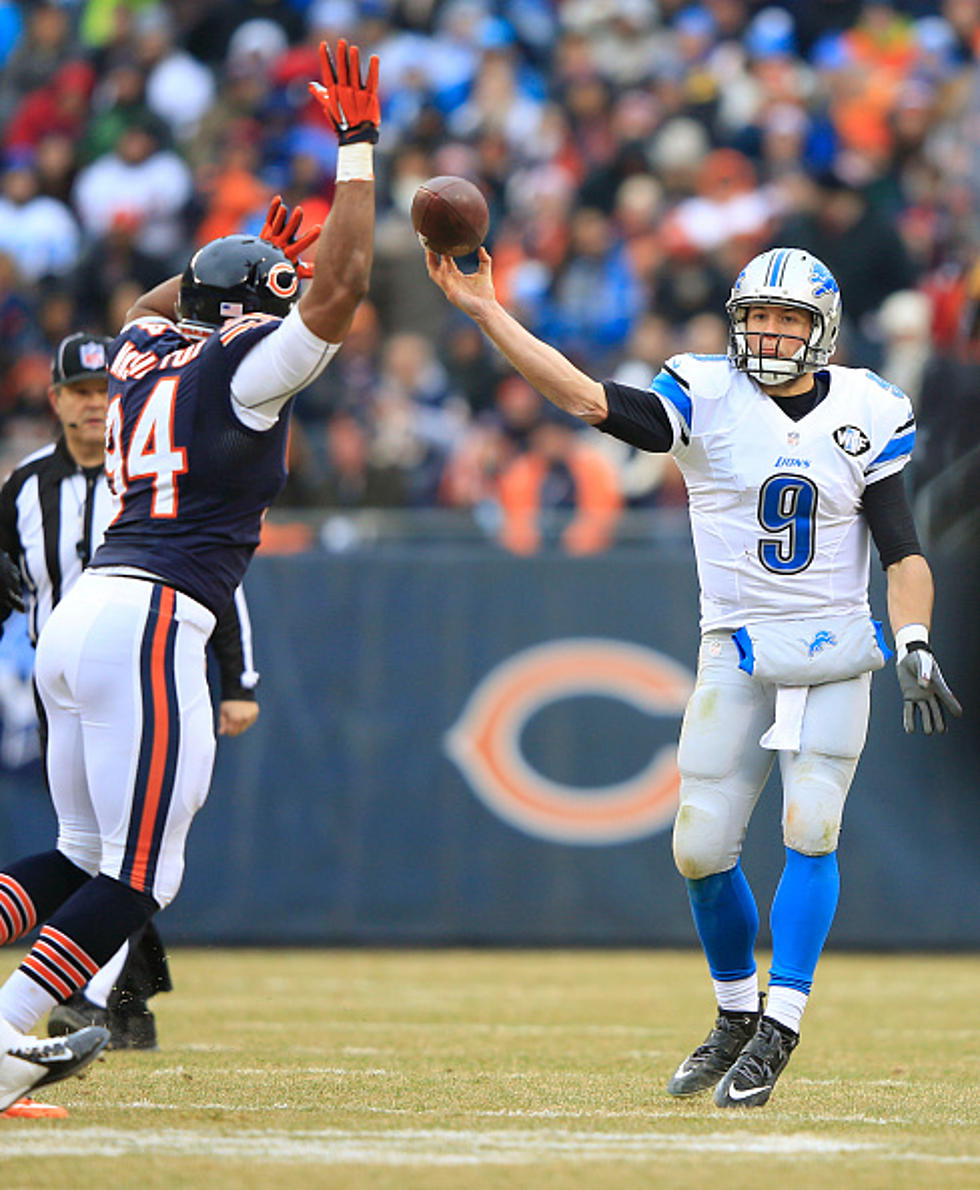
[895,623,929,662]
[336,143,374,182]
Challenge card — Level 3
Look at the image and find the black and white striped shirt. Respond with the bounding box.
[0,436,258,699]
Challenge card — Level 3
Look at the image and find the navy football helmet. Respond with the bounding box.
[176,235,300,337]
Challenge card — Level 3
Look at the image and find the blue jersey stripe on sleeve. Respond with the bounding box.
[650,370,693,432]
[868,429,916,470]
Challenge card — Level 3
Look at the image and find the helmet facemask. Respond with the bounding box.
[728,301,822,386]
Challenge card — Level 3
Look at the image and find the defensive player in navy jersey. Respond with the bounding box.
[0,38,379,1111]
[0,333,260,1117]
[425,244,960,1107]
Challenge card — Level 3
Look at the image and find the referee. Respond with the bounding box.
[0,332,261,1056]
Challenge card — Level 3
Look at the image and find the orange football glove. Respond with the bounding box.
[308,38,380,145]
[259,195,320,279]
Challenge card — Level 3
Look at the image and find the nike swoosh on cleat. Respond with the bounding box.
[725,1083,770,1101]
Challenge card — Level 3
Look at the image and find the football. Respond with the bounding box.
[411,175,489,257]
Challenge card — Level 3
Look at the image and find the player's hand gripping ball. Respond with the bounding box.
[411,176,489,257]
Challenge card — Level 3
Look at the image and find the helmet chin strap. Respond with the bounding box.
[748,357,804,386]
[756,373,803,390]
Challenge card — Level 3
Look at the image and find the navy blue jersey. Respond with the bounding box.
[93,315,292,616]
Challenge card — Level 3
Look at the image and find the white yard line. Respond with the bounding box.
[75,1098,967,1128]
[1,1127,977,1166]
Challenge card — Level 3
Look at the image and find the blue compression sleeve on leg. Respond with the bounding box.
[686,863,759,981]
[769,847,840,994]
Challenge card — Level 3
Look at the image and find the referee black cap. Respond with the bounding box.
[52,333,112,387]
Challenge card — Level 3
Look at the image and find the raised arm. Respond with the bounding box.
[425,248,608,424]
[298,38,378,343]
[122,38,378,338]
[123,275,182,325]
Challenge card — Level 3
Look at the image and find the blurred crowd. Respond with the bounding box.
[3,0,980,552]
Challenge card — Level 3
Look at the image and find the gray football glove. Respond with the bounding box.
[896,643,962,734]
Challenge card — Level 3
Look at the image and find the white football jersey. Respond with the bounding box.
[649,355,916,630]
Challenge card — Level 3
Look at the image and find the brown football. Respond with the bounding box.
[411,175,489,257]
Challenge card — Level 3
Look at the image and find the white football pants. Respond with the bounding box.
[34,571,217,908]
[673,631,871,879]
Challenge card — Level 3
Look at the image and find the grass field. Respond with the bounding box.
[0,948,977,1189]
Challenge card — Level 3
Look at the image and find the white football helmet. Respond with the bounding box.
[726,247,841,386]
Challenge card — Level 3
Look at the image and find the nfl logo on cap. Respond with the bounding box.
[79,341,106,370]
[53,332,113,386]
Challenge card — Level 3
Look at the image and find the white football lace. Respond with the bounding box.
[10,1038,70,1061]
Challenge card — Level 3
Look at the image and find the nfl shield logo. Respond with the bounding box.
[79,341,106,369]
[787,431,800,448]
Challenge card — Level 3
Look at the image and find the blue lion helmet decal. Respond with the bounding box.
[810,260,839,299]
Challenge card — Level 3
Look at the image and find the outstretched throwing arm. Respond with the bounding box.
[425,248,608,425]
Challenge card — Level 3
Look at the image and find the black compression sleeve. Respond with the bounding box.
[862,470,922,567]
[597,380,674,453]
[208,597,257,701]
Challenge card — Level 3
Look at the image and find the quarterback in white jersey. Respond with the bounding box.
[426,242,961,1109]
[652,354,915,630]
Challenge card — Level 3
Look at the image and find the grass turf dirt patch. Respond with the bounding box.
[0,949,977,1189]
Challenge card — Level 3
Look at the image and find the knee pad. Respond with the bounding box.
[673,779,743,880]
[782,751,856,855]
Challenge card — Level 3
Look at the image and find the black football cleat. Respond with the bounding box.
[49,991,157,1050]
[47,991,109,1037]
[713,1016,799,1108]
[109,1001,158,1051]
[666,1001,761,1096]
[0,1026,110,1111]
